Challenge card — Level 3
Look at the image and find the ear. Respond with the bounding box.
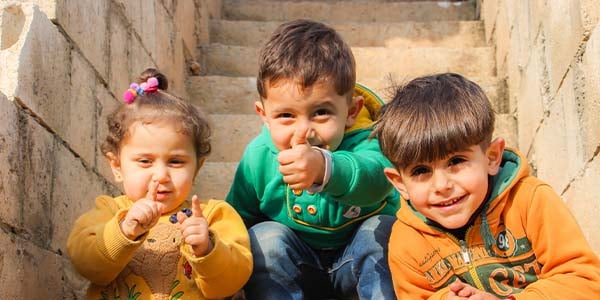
[255,100,270,129]
[486,138,505,176]
[345,95,364,128]
[106,152,123,182]
[384,167,410,200]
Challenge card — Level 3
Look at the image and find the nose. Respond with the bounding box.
[432,169,452,193]
[291,121,312,146]
[152,164,170,183]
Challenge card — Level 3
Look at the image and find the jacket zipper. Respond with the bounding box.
[447,229,485,290]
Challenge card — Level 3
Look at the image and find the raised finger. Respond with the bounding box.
[192,195,203,218]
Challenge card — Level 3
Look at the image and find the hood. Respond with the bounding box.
[345,83,384,133]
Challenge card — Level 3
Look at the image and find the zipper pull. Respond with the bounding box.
[460,240,471,265]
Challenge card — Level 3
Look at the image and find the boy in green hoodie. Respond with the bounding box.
[226,19,399,299]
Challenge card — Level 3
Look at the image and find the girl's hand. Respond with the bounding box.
[178,195,213,257]
[120,180,163,240]
[277,127,325,191]
[446,279,501,300]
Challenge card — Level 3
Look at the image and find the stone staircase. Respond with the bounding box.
[188,0,514,200]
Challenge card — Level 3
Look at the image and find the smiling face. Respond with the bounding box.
[384,139,504,229]
[107,121,200,214]
[255,79,362,152]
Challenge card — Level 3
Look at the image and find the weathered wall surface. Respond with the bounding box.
[0,0,212,297]
[481,0,600,255]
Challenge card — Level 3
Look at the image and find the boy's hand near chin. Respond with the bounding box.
[120,180,164,240]
[277,127,325,191]
[177,195,213,257]
[446,279,501,300]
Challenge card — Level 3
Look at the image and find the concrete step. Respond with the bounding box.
[194,112,516,200]
[199,44,496,79]
[210,20,485,48]
[207,114,263,162]
[189,75,507,114]
[193,162,238,200]
[188,76,257,114]
[222,0,476,23]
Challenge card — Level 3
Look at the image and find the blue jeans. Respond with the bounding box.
[244,215,396,300]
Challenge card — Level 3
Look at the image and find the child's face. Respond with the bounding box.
[255,79,362,152]
[384,139,504,229]
[107,121,200,214]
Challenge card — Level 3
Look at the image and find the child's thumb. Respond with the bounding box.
[291,126,309,148]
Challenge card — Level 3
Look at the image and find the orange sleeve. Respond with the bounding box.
[514,182,600,299]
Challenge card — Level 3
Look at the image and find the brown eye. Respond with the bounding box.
[410,166,430,177]
[448,157,466,166]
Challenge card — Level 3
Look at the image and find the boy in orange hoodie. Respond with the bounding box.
[373,72,600,299]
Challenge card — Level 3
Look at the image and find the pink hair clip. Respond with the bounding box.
[122,77,159,104]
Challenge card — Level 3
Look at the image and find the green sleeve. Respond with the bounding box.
[325,135,394,206]
[225,150,264,228]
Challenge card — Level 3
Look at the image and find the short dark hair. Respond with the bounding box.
[373,73,495,170]
[257,19,355,99]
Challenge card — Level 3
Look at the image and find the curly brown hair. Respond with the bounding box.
[101,68,211,163]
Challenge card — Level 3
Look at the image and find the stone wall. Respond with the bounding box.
[0,0,215,297]
[481,0,600,255]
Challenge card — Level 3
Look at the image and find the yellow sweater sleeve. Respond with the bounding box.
[180,200,253,298]
[66,195,144,286]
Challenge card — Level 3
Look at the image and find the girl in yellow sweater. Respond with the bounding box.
[67,68,252,299]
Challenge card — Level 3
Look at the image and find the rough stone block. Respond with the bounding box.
[0,3,70,124]
[108,5,130,103]
[127,29,156,91]
[516,38,546,152]
[494,113,517,149]
[0,230,70,299]
[50,135,120,255]
[157,29,188,99]
[95,82,120,181]
[173,0,197,55]
[7,0,57,20]
[67,51,98,166]
[113,0,188,97]
[579,0,600,33]
[494,1,510,77]
[533,72,585,193]
[563,156,600,257]
[542,0,584,96]
[0,93,22,229]
[0,93,55,248]
[0,217,57,297]
[580,24,600,162]
[480,0,498,43]
[55,0,110,79]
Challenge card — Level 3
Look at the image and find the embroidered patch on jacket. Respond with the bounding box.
[343,206,361,218]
